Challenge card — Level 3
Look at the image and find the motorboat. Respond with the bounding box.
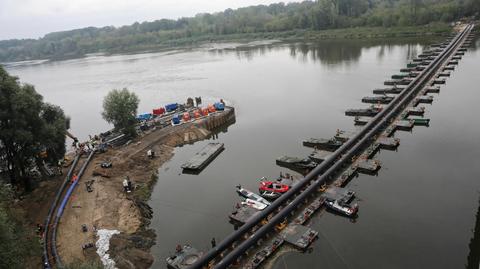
[259,190,281,200]
[259,181,289,193]
[236,185,271,206]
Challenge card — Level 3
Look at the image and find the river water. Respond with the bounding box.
[5,36,480,269]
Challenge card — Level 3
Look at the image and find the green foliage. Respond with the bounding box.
[0,66,68,188]
[0,184,40,269]
[0,0,477,62]
[102,88,139,137]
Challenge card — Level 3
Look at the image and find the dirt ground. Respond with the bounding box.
[55,124,212,268]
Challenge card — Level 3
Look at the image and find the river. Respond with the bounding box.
[5,36,480,269]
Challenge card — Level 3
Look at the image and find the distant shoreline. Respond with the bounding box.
[1,24,452,64]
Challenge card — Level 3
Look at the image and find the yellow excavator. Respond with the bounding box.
[62,130,79,167]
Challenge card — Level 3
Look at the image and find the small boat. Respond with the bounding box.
[259,190,282,200]
[324,199,358,217]
[242,198,268,210]
[259,181,289,194]
[236,185,271,206]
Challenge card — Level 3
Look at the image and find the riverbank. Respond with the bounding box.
[53,107,235,268]
[1,24,452,64]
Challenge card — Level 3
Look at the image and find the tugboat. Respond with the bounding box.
[324,199,358,217]
[258,181,289,200]
[236,185,271,206]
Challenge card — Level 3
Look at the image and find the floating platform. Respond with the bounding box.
[409,117,430,126]
[181,143,224,172]
[355,159,381,174]
[409,71,421,77]
[419,61,430,67]
[353,116,371,125]
[345,106,382,117]
[444,65,455,71]
[302,138,342,151]
[166,245,203,269]
[391,74,409,79]
[321,186,355,203]
[400,67,415,73]
[395,119,415,131]
[425,86,440,93]
[294,198,325,224]
[373,87,403,95]
[280,224,318,250]
[335,167,357,187]
[384,79,411,86]
[244,237,284,269]
[417,95,434,103]
[413,95,434,107]
[276,156,317,174]
[437,71,451,77]
[308,150,333,163]
[448,60,459,65]
[377,136,400,150]
[415,65,426,71]
[433,78,446,85]
[452,56,462,60]
[362,95,394,104]
[229,204,261,227]
[334,130,356,142]
[407,106,425,116]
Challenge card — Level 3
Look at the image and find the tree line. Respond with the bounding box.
[0,0,478,62]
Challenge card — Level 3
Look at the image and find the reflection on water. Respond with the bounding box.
[206,38,438,67]
[4,36,480,269]
[467,196,480,269]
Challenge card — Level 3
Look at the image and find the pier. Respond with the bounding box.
[170,24,475,269]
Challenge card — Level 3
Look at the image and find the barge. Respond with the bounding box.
[181,142,224,172]
[345,106,382,117]
[361,95,394,104]
[276,156,317,174]
[302,137,343,151]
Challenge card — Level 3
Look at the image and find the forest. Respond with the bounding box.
[0,0,478,62]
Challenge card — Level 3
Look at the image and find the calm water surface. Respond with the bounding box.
[6,36,480,269]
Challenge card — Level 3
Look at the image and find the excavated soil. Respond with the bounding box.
[56,124,212,268]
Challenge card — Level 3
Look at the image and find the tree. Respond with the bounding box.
[0,66,68,189]
[0,184,40,269]
[102,88,139,137]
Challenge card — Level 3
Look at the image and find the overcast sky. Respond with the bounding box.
[0,0,293,40]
